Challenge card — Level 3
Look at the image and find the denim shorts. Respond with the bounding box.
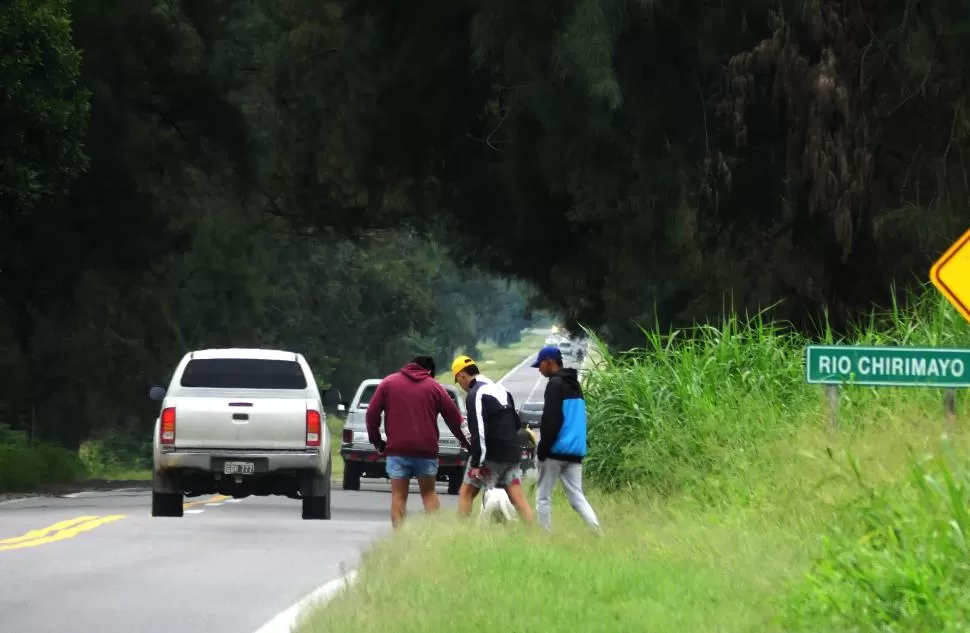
[385,455,439,480]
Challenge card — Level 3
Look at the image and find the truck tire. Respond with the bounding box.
[302,462,332,520]
[302,495,331,520]
[151,491,183,517]
[447,473,462,495]
[342,463,361,491]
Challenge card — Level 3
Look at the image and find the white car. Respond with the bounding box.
[150,348,341,520]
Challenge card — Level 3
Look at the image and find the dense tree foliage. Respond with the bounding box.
[262,0,968,342]
[2,0,968,452]
[0,0,533,450]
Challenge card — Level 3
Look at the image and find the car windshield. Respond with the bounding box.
[179,358,307,390]
[356,384,378,407]
[521,403,543,412]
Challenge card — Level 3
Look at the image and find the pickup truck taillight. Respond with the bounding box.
[160,407,176,444]
[341,429,353,443]
[306,409,322,447]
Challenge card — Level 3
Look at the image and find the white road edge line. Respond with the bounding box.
[525,375,545,403]
[254,571,358,633]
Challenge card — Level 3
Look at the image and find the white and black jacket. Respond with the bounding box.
[465,376,522,467]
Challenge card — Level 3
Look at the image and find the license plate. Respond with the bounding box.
[223,461,255,475]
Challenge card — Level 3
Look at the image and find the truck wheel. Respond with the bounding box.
[302,495,331,520]
[151,491,183,517]
[303,462,332,520]
[342,463,361,491]
[447,473,462,495]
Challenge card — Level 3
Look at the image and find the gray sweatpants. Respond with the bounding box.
[535,458,600,531]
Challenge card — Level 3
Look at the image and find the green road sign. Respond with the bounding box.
[805,345,970,388]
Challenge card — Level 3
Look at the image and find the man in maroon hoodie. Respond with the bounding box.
[366,355,470,527]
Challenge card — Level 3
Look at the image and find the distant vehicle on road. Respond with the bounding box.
[517,402,544,428]
[543,335,586,360]
[149,348,341,520]
[339,379,469,494]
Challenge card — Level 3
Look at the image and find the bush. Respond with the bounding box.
[0,426,86,492]
[79,434,151,477]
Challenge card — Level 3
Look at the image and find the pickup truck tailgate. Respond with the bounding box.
[173,395,310,450]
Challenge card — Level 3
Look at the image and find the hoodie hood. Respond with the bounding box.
[555,368,580,388]
[399,362,433,382]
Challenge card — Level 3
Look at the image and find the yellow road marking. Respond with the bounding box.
[0,494,231,552]
[0,515,126,552]
[0,515,101,546]
[183,494,229,509]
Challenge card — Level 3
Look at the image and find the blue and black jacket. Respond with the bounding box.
[537,368,587,463]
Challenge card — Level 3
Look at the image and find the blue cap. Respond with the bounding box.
[531,345,563,368]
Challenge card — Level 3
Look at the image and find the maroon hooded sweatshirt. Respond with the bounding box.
[365,362,470,458]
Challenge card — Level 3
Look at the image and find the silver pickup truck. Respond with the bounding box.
[339,378,469,495]
[149,348,341,520]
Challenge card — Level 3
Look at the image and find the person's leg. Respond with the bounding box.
[414,457,441,514]
[457,483,481,516]
[493,462,533,523]
[385,456,412,528]
[503,480,534,523]
[559,461,601,531]
[535,459,563,531]
[457,459,483,517]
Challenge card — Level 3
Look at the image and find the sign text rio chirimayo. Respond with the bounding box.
[805,345,970,388]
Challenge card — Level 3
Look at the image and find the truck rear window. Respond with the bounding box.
[180,359,307,390]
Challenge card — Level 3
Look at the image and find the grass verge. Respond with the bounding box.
[297,288,970,632]
[327,415,344,478]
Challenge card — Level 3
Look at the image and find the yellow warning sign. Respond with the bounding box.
[930,227,970,323]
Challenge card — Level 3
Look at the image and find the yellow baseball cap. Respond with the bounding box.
[450,355,476,377]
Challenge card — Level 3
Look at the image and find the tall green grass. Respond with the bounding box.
[783,448,970,631]
[298,288,970,633]
[583,288,970,501]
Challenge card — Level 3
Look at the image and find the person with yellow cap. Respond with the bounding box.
[450,355,534,522]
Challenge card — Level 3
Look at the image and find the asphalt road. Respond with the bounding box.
[0,349,581,633]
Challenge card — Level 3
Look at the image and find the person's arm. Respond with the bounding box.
[365,381,387,453]
[465,387,488,467]
[537,377,564,461]
[438,385,470,451]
